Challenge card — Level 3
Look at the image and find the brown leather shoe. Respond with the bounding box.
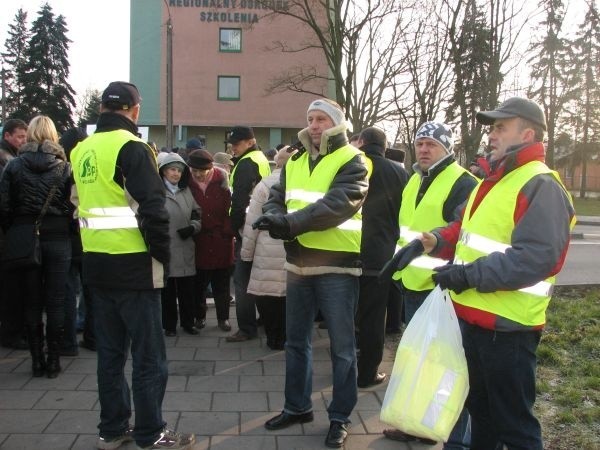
[225,331,253,342]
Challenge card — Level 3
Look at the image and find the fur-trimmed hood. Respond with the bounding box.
[19,140,67,161]
[298,123,349,156]
[18,140,67,173]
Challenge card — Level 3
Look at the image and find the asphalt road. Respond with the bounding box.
[557,224,600,286]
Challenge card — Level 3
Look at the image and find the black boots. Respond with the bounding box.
[45,327,62,379]
[28,324,46,377]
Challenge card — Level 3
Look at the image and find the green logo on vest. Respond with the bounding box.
[79,149,98,184]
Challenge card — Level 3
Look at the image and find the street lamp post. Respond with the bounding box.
[164,0,174,149]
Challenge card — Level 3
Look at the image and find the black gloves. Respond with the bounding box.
[252,214,291,240]
[432,264,471,294]
[176,225,195,240]
[378,239,425,282]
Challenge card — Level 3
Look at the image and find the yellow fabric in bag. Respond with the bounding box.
[380,287,469,442]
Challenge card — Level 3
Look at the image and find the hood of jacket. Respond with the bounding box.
[157,151,191,188]
[18,140,66,173]
[298,123,349,156]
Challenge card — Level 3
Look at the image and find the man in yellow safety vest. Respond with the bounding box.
[254,98,369,449]
[397,98,575,449]
[71,81,195,450]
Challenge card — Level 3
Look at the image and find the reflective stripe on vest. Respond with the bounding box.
[230,149,271,193]
[452,161,574,327]
[393,163,474,291]
[71,129,153,254]
[285,145,365,253]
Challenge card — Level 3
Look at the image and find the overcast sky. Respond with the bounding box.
[0,0,131,99]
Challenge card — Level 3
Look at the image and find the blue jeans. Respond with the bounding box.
[399,283,471,450]
[284,271,359,423]
[92,287,168,447]
[461,321,543,450]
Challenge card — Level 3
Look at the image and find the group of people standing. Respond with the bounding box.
[0,80,575,450]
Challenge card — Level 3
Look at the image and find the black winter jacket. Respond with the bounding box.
[360,143,409,274]
[0,139,19,176]
[0,140,73,239]
[230,145,265,237]
[73,112,170,290]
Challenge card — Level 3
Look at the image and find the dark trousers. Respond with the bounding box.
[385,281,403,331]
[161,276,195,332]
[254,295,286,345]
[356,275,390,384]
[92,287,167,447]
[462,321,543,450]
[195,268,231,321]
[82,282,95,348]
[233,240,256,336]
[0,269,26,345]
[63,261,82,352]
[24,239,71,337]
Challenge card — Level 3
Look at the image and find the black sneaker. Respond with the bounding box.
[137,429,195,450]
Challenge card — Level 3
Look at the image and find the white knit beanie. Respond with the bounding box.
[307,99,345,126]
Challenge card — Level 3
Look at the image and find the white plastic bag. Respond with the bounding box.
[380,286,469,442]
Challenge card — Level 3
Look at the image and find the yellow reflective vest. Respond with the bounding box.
[71,129,152,254]
[229,149,271,192]
[393,162,472,291]
[452,161,575,328]
[285,145,363,253]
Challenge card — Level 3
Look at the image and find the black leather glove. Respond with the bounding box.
[432,264,471,294]
[176,225,195,240]
[378,239,425,282]
[252,214,291,240]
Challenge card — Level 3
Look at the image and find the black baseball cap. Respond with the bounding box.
[226,126,254,144]
[101,81,141,110]
[476,97,547,131]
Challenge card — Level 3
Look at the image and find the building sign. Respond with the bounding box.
[169,0,290,24]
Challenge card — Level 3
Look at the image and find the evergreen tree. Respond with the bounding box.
[17,3,76,132]
[77,88,102,127]
[528,0,577,168]
[571,1,600,198]
[1,8,30,120]
[446,0,493,162]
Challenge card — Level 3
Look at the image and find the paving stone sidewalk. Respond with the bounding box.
[0,304,442,450]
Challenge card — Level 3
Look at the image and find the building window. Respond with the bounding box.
[219,28,241,52]
[218,76,240,101]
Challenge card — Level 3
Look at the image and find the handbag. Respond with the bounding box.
[380,286,469,442]
[1,162,66,270]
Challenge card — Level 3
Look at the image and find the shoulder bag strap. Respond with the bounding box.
[35,161,67,230]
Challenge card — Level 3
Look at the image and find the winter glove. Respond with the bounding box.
[176,225,195,240]
[252,214,291,240]
[432,264,471,294]
[378,239,425,282]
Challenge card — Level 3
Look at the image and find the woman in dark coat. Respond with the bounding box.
[0,115,73,378]
[188,150,235,331]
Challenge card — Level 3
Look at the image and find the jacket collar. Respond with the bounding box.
[360,143,385,158]
[95,112,139,135]
[298,123,349,157]
[412,153,455,178]
[489,142,546,180]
